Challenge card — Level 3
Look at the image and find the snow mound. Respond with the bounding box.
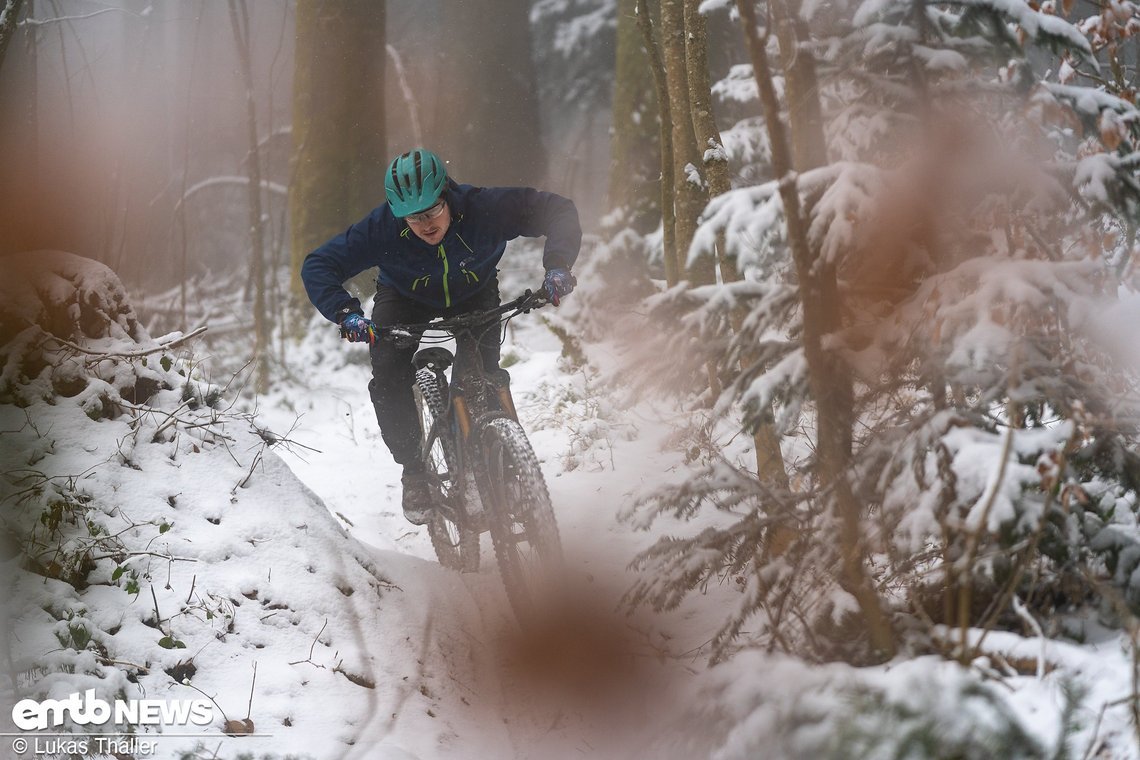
[0,252,509,759]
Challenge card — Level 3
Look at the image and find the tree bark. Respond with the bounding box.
[771,0,827,171]
[660,0,713,286]
[635,0,679,286]
[682,0,731,207]
[289,0,386,316]
[735,0,895,658]
[438,0,545,187]
[683,0,733,286]
[611,0,662,233]
[683,0,787,486]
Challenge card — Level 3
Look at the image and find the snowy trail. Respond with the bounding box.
[256,313,702,758]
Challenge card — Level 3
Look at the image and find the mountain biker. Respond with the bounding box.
[300,148,581,525]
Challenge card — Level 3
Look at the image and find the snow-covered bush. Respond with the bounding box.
[644,653,1068,760]
[1,251,163,410]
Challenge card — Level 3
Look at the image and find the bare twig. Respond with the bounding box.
[179,680,231,725]
[288,618,328,666]
[245,662,257,720]
[89,550,196,563]
[150,585,163,627]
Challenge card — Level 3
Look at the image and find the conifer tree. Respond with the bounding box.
[625,0,1140,661]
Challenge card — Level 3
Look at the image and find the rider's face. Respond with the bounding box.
[405,201,451,246]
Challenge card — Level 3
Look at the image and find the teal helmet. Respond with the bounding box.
[384,148,448,218]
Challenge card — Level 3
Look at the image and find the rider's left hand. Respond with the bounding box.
[543,267,576,307]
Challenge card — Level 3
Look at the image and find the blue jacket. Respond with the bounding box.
[301,182,581,321]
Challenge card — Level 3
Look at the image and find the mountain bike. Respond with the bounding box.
[378,289,564,621]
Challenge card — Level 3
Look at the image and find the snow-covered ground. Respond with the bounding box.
[247,258,734,757]
[2,250,1138,759]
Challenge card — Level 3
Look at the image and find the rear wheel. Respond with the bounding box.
[480,417,563,621]
[414,369,479,572]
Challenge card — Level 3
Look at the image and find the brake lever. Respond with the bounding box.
[520,287,550,314]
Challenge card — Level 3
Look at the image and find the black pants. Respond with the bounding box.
[368,279,502,467]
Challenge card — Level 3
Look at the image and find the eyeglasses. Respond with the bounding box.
[405,199,447,224]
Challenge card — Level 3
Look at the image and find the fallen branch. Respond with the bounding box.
[41,325,209,360]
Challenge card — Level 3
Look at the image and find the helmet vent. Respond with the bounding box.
[389,164,405,200]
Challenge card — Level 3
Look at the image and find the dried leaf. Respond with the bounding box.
[223,718,255,736]
[1099,111,1125,150]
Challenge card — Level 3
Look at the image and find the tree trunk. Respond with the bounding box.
[437,0,545,187]
[683,0,733,286]
[660,0,713,286]
[289,0,386,316]
[735,0,895,658]
[682,0,731,210]
[0,0,25,76]
[611,0,662,233]
[635,0,679,286]
[683,0,787,485]
[771,0,827,171]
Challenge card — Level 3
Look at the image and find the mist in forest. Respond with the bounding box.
[0,0,612,292]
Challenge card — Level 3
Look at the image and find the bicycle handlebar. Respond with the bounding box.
[376,286,551,346]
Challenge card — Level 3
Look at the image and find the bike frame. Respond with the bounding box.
[378,288,565,610]
[383,289,547,510]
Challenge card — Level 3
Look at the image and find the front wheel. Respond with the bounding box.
[414,369,479,572]
[479,417,563,621]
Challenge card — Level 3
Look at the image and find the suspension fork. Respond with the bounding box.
[449,329,484,445]
[452,393,474,441]
[493,380,519,422]
[450,320,519,445]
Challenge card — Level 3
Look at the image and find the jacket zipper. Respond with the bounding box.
[438,244,451,307]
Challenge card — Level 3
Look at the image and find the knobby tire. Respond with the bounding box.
[480,417,563,622]
[414,369,480,572]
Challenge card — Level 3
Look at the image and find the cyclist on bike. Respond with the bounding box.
[301,148,581,525]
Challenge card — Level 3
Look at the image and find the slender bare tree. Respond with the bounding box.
[228,0,269,393]
[686,0,788,493]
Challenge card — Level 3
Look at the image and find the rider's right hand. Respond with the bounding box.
[542,267,576,307]
[339,313,377,345]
